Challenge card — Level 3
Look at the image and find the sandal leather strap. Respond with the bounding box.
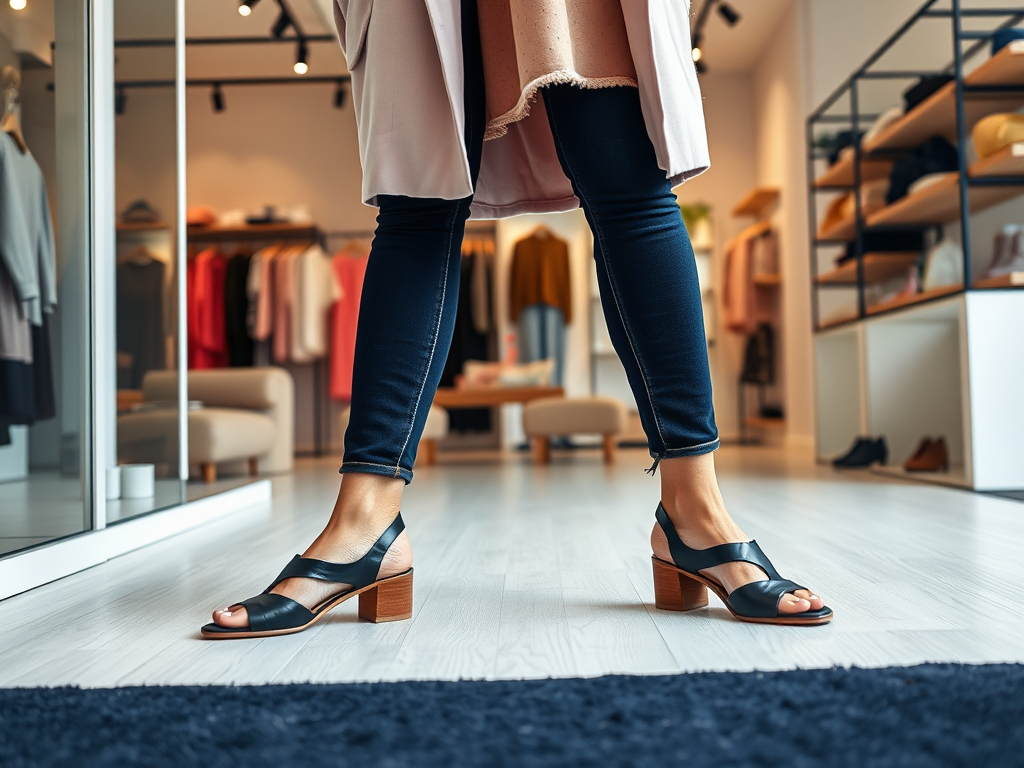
[727,578,806,619]
[238,593,315,633]
[266,513,405,593]
[655,504,782,580]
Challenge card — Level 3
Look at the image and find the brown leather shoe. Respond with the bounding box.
[904,437,949,472]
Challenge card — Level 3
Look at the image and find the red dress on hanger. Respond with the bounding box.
[188,248,229,369]
[329,248,369,401]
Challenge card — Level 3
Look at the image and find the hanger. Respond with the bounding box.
[2,67,28,154]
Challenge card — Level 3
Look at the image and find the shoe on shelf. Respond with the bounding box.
[651,505,833,626]
[201,514,412,640]
[904,436,949,472]
[832,436,888,468]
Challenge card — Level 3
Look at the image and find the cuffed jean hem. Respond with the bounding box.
[339,461,414,485]
[655,438,721,460]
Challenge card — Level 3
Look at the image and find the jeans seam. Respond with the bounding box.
[545,93,671,453]
[393,202,461,474]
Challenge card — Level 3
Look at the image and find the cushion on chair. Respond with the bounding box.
[522,397,627,437]
[117,408,275,465]
[142,368,290,410]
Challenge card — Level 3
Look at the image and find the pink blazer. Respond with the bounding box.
[333,0,709,219]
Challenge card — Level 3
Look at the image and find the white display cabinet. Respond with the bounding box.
[814,290,1024,491]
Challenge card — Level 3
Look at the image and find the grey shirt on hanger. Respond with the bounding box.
[0,131,57,326]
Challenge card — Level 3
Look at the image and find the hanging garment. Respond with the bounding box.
[508,230,572,323]
[248,245,279,342]
[273,247,299,364]
[517,303,566,387]
[116,258,166,388]
[224,253,254,367]
[0,132,57,326]
[441,254,494,433]
[740,323,775,385]
[723,227,776,334]
[188,248,229,369]
[292,244,342,363]
[0,314,55,446]
[466,239,495,335]
[329,249,369,401]
[0,259,32,364]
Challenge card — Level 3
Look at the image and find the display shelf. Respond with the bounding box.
[871,463,970,490]
[818,312,859,330]
[866,284,962,316]
[865,41,1024,153]
[743,416,786,430]
[817,212,858,242]
[816,253,921,285]
[186,223,321,242]
[814,154,892,188]
[975,271,1024,288]
[731,187,780,218]
[753,273,782,287]
[865,146,1024,228]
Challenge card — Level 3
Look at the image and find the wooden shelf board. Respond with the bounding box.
[815,155,893,188]
[433,385,564,409]
[816,252,921,285]
[817,212,858,242]
[186,223,320,242]
[753,273,782,286]
[817,313,859,330]
[865,42,1024,153]
[866,284,962,316]
[974,271,1024,289]
[743,417,786,430]
[866,144,1024,228]
[732,187,780,218]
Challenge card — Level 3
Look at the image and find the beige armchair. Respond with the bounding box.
[117,367,294,482]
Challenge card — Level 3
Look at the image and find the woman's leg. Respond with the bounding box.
[542,84,822,614]
[212,0,487,628]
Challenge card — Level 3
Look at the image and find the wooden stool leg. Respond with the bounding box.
[602,434,617,465]
[419,439,438,467]
[248,458,259,477]
[532,436,551,466]
[201,463,217,484]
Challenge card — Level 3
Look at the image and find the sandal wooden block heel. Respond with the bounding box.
[359,570,413,623]
[652,556,708,611]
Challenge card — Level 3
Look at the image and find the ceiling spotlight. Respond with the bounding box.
[334,81,347,109]
[691,33,703,63]
[717,2,740,26]
[238,0,260,16]
[294,39,309,75]
[211,83,225,113]
[9,0,27,9]
[272,10,293,39]
[115,87,126,116]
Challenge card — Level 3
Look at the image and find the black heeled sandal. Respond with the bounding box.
[201,514,412,639]
[652,504,832,626]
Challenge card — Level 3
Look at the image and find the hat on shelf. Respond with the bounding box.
[922,238,964,292]
[863,105,904,146]
[992,28,1024,55]
[907,171,955,198]
[186,206,218,227]
[120,199,160,224]
[972,113,1024,160]
[886,136,959,204]
[902,75,953,113]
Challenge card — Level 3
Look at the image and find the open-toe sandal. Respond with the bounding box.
[651,504,832,626]
[201,513,412,639]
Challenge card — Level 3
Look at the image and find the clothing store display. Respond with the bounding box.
[886,137,959,204]
[292,245,342,363]
[863,105,903,146]
[0,132,56,326]
[508,229,572,324]
[992,28,1024,54]
[341,1,717,484]
[224,254,254,367]
[819,193,853,235]
[982,225,1024,280]
[517,303,566,388]
[334,0,708,217]
[120,200,160,224]
[824,130,864,167]
[248,245,279,342]
[188,248,230,369]
[859,177,891,210]
[740,324,775,385]
[200,514,412,638]
[837,231,925,265]
[652,505,833,625]
[751,229,779,277]
[476,0,637,140]
[922,239,964,291]
[724,227,776,334]
[0,261,32,364]
[329,248,368,401]
[272,248,298,364]
[464,238,494,335]
[246,206,289,226]
[832,437,888,468]
[186,206,218,227]
[873,265,920,307]
[116,257,166,388]
[907,171,954,197]
[902,75,953,112]
[904,437,949,473]
[972,112,1024,160]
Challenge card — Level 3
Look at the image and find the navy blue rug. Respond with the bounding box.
[1,663,1022,767]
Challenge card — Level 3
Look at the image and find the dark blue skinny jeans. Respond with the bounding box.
[342,3,718,483]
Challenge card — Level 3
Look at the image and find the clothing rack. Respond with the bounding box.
[188,223,331,457]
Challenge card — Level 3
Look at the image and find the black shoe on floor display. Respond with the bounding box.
[832,437,888,468]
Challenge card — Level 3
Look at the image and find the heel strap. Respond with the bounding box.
[266,513,406,593]
[654,504,781,580]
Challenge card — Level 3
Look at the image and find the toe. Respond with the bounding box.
[777,593,812,615]
[793,589,825,611]
[212,605,249,628]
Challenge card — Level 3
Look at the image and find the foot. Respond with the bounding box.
[651,507,824,615]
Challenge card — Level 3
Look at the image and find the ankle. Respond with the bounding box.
[328,474,404,530]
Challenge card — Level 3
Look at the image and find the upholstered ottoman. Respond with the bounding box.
[337,405,450,466]
[522,396,627,465]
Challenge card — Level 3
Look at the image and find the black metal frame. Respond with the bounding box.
[806,0,1024,333]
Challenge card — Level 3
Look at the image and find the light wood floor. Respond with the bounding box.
[1,446,1023,687]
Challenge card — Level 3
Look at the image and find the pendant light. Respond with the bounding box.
[238,0,261,16]
[211,83,225,113]
[9,0,27,9]
[334,81,347,109]
[293,39,309,75]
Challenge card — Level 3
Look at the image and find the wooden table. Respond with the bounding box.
[431,385,564,409]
